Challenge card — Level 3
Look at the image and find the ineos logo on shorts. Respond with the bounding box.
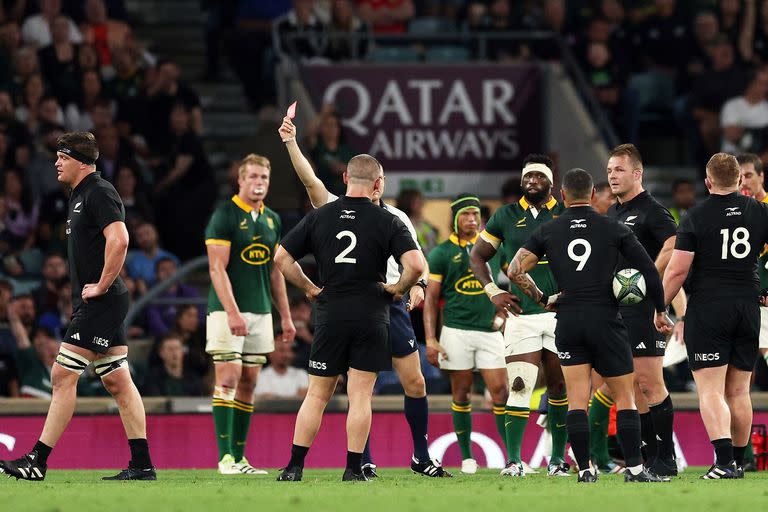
[558,351,571,360]
[309,360,327,370]
[92,336,109,347]
[694,353,720,361]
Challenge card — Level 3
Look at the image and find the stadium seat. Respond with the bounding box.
[369,46,421,62]
[424,46,471,62]
[408,17,455,34]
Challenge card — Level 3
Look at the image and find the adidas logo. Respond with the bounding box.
[71,332,80,341]
[635,342,646,350]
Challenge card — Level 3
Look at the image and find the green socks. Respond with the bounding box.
[548,394,569,463]
[451,401,473,460]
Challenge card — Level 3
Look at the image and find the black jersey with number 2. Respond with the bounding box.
[280,195,418,325]
[67,172,127,307]
[676,193,768,297]
[523,206,665,312]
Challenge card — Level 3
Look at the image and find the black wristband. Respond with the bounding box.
[415,278,427,290]
[539,293,549,307]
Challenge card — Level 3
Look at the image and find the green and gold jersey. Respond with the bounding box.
[205,195,282,314]
[760,195,768,289]
[428,234,497,332]
[482,196,564,315]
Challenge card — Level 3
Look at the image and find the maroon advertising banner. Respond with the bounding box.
[2,411,762,470]
[301,64,543,173]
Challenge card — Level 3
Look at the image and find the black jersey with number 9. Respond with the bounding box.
[280,196,418,325]
[523,206,665,312]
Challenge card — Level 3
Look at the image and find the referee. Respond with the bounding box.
[0,132,155,481]
[274,154,425,482]
[507,168,671,483]
[662,153,768,479]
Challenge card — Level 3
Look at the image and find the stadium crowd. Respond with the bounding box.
[2,0,768,406]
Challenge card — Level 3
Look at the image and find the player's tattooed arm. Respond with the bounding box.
[507,248,544,304]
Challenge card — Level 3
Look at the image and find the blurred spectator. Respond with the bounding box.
[683,10,719,84]
[356,0,414,33]
[108,45,143,100]
[420,0,462,20]
[749,0,768,64]
[591,180,616,215]
[64,70,112,131]
[27,122,64,201]
[152,103,215,260]
[720,67,768,154]
[12,310,58,399]
[500,175,522,204]
[0,21,22,93]
[38,15,79,105]
[145,60,202,152]
[37,276,71,338]
[272,0,327,62]
[1,168,39,255]
[396,188,439,255]
[12,294,36,335]
[581,40,634,141]
[145,256,202,338]
[254,338,308,398]
[77,42,99,72]
[21,0,83,48]
[685,35,749,163]
[79,0,131,66]
[169,303,208,377]
[289,296,313,369]
[94,124,134,182]
[31,252,67,314]
[668,178,696,224]
[115,164,153,229]
[0,348,18,396]
[37,181,68,253]
[11,46,40,99]
[308,107,357,196]
[324,0,370,61]
[126,221,179,287]
[201,0,237,81]
[717,0,746,52]
[143,334,204,397]
[0,91,32,169]
[0,279,14,353]
[633,0,688,71]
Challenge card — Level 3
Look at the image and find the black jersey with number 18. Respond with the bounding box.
[676,193,768,297]
[523,206,665,312]
[279,196,418,325]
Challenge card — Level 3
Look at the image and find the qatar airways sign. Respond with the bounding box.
[302,64,543,172]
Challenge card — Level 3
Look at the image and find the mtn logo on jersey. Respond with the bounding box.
[725,207,742,217]
[570,219,587,229]
[695,352,720,361]
[340,209,356,220]
[240,243,271,265]
[623,215,638,225]
[454,273,484,295]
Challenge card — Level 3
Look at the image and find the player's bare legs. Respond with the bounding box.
[692,365,739,477]
[235,365,260,403]
[292,375,339,446]
[393,351,426,399]
[346,369,377,452]
[480,368,509,403]
[101,358,147,439]
[39,343,92,447]
[725,365,753,470]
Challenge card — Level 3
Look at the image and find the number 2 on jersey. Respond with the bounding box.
[567,238,592,271]
[335,230,357,264]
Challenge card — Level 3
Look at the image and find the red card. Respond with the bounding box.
[286,101,297,119]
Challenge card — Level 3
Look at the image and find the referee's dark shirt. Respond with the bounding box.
[280,195,417,325]
[676,192,768,298]
[66,172,127,307]
[607,190,677,267]
[524,206,665,312]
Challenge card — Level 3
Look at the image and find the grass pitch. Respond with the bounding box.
[2,468,766,512]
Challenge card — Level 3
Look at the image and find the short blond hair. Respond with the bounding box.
[238,153,270,178]
[608,143,643,170]
[706,152,740,187]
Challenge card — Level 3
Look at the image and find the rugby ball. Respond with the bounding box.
[612,268,646,305]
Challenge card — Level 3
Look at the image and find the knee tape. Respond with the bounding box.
[55,347,90,375]
[506,362,538,408]
[213,385,236,401]
[241,353,267,367]
[93,354,128,378]
[212,352,242,364]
